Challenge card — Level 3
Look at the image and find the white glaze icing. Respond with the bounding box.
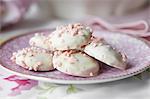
[29,33,52,50]
[11,47,54,71]
[84,37,127,70]
[49,23,92,50]
[53,50,100,77]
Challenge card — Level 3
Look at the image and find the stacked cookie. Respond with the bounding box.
[11,23,127,77]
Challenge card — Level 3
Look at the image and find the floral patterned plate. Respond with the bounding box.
[0,29,150,84]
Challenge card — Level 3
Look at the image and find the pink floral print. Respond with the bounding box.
[4,75,38,96]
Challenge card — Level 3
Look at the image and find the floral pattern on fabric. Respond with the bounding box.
[4,75,38,96]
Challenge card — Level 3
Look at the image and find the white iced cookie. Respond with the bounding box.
[29,33,52,50]
[84,37,127,70]
[11,47,54,71]
[49,23,92,50]
[53,50,100,77]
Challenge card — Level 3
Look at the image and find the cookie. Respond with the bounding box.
[49,23,92,50]
[11,47,54,71]
[29,33,52,50]
[84,37,127,70]
[53,50,100,77]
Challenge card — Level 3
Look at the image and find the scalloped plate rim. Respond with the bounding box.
[0,63,150,84]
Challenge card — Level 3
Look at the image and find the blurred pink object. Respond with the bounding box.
[0,0,35,28]
[84,17,149,37]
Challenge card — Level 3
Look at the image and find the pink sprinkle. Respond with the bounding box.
[78,31,83,35]
[68,24,73,29]
[63,51,69,56]
[90,72,94,76]
[121,53,127,62]
[42,50,47,53]
[83,53,87,56]
[36,62,43,66]
[28,67,32,70]
[68,56,78,64]
[10,56,16,61]
[35,33,39,36]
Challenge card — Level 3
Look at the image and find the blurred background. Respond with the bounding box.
[0,0,150,37]
[48,0,149,19]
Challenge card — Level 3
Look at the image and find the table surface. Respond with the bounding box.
[0,5,150,99]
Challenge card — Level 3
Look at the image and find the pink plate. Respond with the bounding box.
[0,29,150,84]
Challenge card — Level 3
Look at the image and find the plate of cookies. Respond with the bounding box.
[0,23,150,84]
